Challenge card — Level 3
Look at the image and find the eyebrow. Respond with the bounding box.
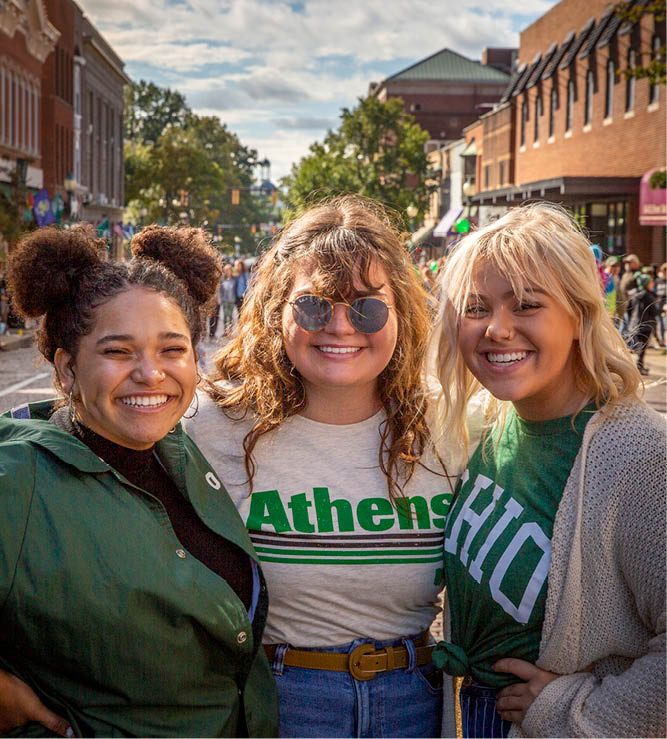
[95,332,190,347]
[293,286,388,299]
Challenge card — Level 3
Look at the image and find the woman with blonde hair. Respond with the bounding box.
[185,195,462,737]
[430,202,665,738]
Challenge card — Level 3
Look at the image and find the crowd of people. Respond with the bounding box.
[0,198,664,738]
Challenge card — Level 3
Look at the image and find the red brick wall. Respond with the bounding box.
[380,80,508,140]
[480,103,515,190]
[515,0,665,183]
[41,0,75,195]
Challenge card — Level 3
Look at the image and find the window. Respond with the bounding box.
[484,164,490,189]
[534,94,542,141]
[584,70,594,126]
[649,36,661,105]
[499,160,505,185]
[625,49,636,111]
[520,100,528,146]
[605,60,614,118]
[549,86,557,137]
[566,80,574,132]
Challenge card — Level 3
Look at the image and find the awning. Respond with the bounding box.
[433,207,463,237]
[639,169,667,226]
[461,139,477,157]
[410,223,435,246]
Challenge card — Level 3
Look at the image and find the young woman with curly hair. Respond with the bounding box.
[430,203,665,738]
[184,195,470,738]
[0,224,277,737]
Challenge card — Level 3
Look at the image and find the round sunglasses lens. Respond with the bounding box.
[293,296,331,331]
[349,298,389,334]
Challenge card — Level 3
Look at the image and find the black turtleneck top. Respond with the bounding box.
[73,422,253,610]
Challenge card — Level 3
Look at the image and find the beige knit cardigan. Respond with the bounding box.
[441,401,666,738]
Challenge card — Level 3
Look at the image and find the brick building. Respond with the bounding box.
[0,0,59,195]
[471,0,666,263]
[368,47,512,144]
[74,5,129,258]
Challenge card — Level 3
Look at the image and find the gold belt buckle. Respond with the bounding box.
[348,643,377,681]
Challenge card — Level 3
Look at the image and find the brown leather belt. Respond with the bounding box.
[263,633,433,681]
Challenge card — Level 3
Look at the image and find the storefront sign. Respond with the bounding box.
[639,169,667,226]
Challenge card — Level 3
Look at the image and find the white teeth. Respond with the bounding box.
[487,352,528,364]
[317,346,361,354]
[121,394,169,407]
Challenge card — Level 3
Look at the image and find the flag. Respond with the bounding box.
[33,189,55,228]
[96,218,109,239]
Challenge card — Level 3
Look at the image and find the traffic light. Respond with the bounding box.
[231,188,240,205]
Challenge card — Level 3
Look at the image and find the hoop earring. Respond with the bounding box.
[68,389,76,424]
[183,391,199,419]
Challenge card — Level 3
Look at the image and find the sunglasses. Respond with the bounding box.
[289,294,393,334]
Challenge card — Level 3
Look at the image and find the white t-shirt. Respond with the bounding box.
[185,391,466,647]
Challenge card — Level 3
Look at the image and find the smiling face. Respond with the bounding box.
[56,287,197,449]
[458,263,584,421]
[281,261,398,410]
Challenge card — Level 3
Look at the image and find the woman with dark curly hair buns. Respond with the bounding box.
[0,224,278,737]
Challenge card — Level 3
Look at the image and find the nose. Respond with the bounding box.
[325,302,356,335]
[131,356,166,385]
[485,307,515,342]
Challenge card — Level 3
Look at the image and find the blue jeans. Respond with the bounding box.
[460,681,512,738]
[269,634,443,737]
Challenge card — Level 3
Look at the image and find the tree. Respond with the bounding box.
[282,97,435,221]
[612,0,666,85]
[0,162,33,256]
[124,80,191,145]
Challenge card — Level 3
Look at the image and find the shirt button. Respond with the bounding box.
[237,631,247,644]
[176,549,186,559]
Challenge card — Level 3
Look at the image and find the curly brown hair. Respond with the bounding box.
[207,195,444,504]
[8,223,221,397]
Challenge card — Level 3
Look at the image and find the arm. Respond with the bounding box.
[499,413,666,737]
[0,440,71,736]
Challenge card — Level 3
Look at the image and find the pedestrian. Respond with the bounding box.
[619,252,641,342]
[627,272,660,375]
[219,262,237,335]
[0,293,8,335]
[655,262,667,347]
[185,195,475,738]
[234,258,249,314]
[0,224,278,737]
[603,255,621,322]
[431,202,665,738]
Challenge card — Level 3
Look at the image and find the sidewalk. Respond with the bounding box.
[0,329,36,352]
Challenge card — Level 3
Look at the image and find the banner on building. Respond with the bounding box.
[639,169,667,227]
[33,189,55,228]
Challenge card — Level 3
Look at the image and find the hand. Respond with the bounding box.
[0,669,71,736]
[493,658,559,725]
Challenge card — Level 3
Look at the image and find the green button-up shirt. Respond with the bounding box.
[0,401,278,737]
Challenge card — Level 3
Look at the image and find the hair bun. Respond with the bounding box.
[7,225,105,318]
[130,225,221,305]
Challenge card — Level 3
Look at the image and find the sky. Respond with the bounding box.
[76,0,559,184]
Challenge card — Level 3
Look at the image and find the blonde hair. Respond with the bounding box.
[207,195,441,503]
[430,202,642,456]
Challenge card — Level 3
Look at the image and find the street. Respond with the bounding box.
[1,340,665,415]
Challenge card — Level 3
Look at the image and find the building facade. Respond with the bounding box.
[0,0,59,193]
[369,47,513,144]
[472,0,666,263]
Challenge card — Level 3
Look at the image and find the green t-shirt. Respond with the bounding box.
[435,406,594,687]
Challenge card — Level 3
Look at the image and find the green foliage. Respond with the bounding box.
[650,169,666,188]
[612,0,666,85]
[124,82,274,254]
[0,163,33,253]
[124,80,191,144]
[282,97,435,223]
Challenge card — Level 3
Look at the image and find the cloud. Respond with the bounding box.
[272,117,337,130]
[237,73,308,103]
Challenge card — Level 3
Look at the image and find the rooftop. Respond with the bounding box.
[385,48,511,83]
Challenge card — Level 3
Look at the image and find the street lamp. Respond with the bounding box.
[406,204,418,232]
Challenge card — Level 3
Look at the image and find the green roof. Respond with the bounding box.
[387,48,510,83]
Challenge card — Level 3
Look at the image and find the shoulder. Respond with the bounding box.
[587,402,665,456]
